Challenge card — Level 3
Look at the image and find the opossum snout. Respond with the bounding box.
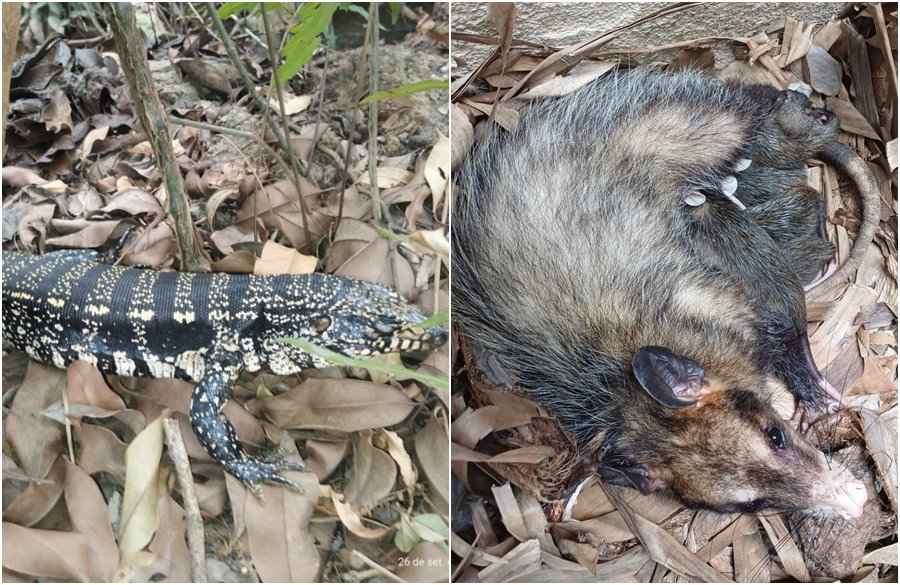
[811,455,868,519]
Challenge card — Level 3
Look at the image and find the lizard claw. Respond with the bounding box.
[223,455,306,494]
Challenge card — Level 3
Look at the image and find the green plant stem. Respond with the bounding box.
[367,1,383,223]
[206,3,313,247]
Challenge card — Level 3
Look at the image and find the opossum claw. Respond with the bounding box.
[683,192,707,207]
[721,175,738,196]
[720,175,747,210]
[734,158,752,172]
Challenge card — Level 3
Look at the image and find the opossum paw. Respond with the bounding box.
[792,395,841,432]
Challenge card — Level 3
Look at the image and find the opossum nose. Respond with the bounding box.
[817,469,867,519]
[836,479,867,519]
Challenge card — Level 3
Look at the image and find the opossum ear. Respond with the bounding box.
[632,346,705,408]
[598,451,666,494]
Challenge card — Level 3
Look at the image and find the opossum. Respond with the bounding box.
[453,68,880,517]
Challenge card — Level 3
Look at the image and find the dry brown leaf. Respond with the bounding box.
[139,492,191,582]
[261,378,416,432]
[46,219,122,248]
[5,362,66,478]
[356,166,415,189]
[826,97,882,140]
[2,166,48,189]
[887,137,897,171]
[332,236,415,298]
[425,133,450,209]
[77,423,127,481]
[80,125,110,161]
[517,61,616,99]
[780,17,815,67]
[2,461,118,581]
[732,514,769,582]
[806,46,842,96]
[270,93,311,115]
[101,189,163,217]
[407,228,450,260]
[238,178,331,251]
[813,20,843,50]
[477,538,541,582]
[42,88,72,134]
[66,361,125,413]
[1,455,66,528]
[117,416,164,577]
[328,486,393,540]
[758,513,810,581]
[227,472,321,582]
[289,123,327,162]
[861,404,897,511]
[17,203,55,248]
[415,417,450,508]
[488,3,517,72]
[255,240,317,275]
[206,187,241,229]
[451,404,536,448]
[380,429,417,497]
[209,224,256,256]
[304,438,349,482]
[345,430,397,512]
[450,104,474,170]
[613,491,731,582]
[121,223,176,268]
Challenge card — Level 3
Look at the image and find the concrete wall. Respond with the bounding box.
[451,2,844,72]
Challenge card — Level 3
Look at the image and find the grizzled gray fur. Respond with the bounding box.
[453,68,875,517]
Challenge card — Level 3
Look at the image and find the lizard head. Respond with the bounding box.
[272,277,447,363]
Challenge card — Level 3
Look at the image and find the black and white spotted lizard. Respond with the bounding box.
[2,250,446,489]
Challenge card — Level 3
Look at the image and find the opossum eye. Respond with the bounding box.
[766,426,786,450]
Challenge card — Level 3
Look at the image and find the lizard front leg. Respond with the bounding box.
[189,359,304,493]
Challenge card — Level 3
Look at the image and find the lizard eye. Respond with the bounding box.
[311,317,331,335]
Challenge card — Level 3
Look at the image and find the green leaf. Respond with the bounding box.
[278,36,321,85]
[278,2,339,83]
[394,514,419,553]
[374,225,404,241]
[416,311,448,329]
[389,2,402,24]
[358,79,449,106]
[339,3,370,20]
[280,338,449,391]
[217,2,257,19]
[411,514,449,543]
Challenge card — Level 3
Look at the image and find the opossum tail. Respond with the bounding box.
[805,143,881,299]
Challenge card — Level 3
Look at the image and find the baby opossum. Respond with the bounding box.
[453,68,879,517]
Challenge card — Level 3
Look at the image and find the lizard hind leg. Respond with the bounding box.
[189,367,305,492]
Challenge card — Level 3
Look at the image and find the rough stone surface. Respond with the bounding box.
[451,2,843,74]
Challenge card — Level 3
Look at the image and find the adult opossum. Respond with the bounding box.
[453,68,880,517]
